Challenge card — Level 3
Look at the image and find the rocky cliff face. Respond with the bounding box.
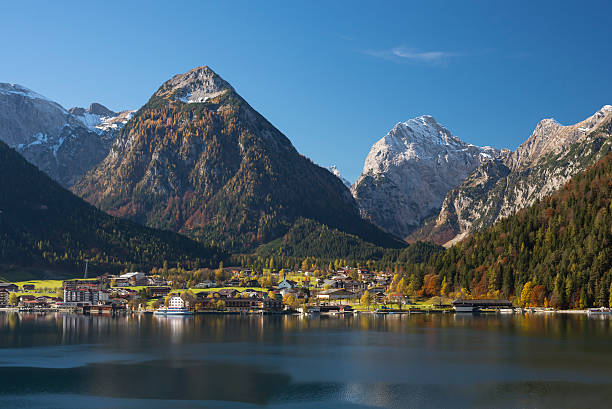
[352,116,499,239]
[0,83,132,187]
[413,105,612,246]
[73,66,402,251]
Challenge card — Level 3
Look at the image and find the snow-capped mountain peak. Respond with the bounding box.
[362,115,495,176]
[0,84,134,187]
[155,65,234,104]
[352,115,500,239]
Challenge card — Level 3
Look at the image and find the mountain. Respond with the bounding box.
[0,84,131,187]
[351,115,499,239]
[0,139,224,276]
[413,105,612,246]
[328,165,351,187]
[73,66,404,252]
[421,140,612,308]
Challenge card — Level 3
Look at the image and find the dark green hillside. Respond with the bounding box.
[0,141,225,276]
[248,217,442,270]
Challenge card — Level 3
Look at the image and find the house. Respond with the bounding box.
[226,278,241,287]
[217,289,239,298]
[322,279,342,289]
[280,287,297,297]
[317,288,356,301]
[19,295,36,302]
[200,296,282,312]
[115,288,138,300]
[343,280,367,293]
[0,289,8,307]
[147,276,167,286]
[241,289,266,298]
[21,284,35,291]
[0,283,18,292]
[368,286,386,295]
[245,279,260,287]
[147,286,172,298]
[194,280,216,289]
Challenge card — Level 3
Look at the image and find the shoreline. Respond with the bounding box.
[0,307,598,315]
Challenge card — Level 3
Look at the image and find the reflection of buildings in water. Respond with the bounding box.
[154,315,189,343]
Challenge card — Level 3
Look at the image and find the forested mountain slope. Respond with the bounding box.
[0,141,224,275]
[421,139,612,308]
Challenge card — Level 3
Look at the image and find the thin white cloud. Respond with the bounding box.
[365,46,459,65]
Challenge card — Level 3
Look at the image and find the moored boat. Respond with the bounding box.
[587,307,611,315]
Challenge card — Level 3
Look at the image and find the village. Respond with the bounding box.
[0,267,466,316]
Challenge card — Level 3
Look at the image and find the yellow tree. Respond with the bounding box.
[360,290,372,311]
[520,281,533,307]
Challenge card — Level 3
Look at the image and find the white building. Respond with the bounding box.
[168,296,185,309]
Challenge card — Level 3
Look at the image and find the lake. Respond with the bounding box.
[1,312,612,408]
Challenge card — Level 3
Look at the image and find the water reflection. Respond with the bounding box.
[2,312,612,408]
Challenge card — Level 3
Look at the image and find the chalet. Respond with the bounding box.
[225,278,241,287]
[201,296,282,312]
[244,279,259,287]
[217,288,239,298]
[194,280,216,289]
[147,276,167,286]
[317,288,357,301]
[21,284,35,291]
[19,295,36,302]
[0,289,8,307]
[114,288,138,300]
[367,286,387,295]
[241,289,266,298]
[147,286,172,298]
[0,283,18,292]
[322,279,342,289]
[342,280,367,293]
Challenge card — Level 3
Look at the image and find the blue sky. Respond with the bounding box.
[2,0,611,182]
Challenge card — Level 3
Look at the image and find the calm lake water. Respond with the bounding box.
[1,312,612,408]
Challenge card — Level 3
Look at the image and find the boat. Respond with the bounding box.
[498,308,515,314]
[153,295,194,316]
[153,306,194,316]
[587,307,611,315]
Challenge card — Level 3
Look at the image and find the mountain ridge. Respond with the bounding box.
[412,105,612,246]
[0,83,132,187]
